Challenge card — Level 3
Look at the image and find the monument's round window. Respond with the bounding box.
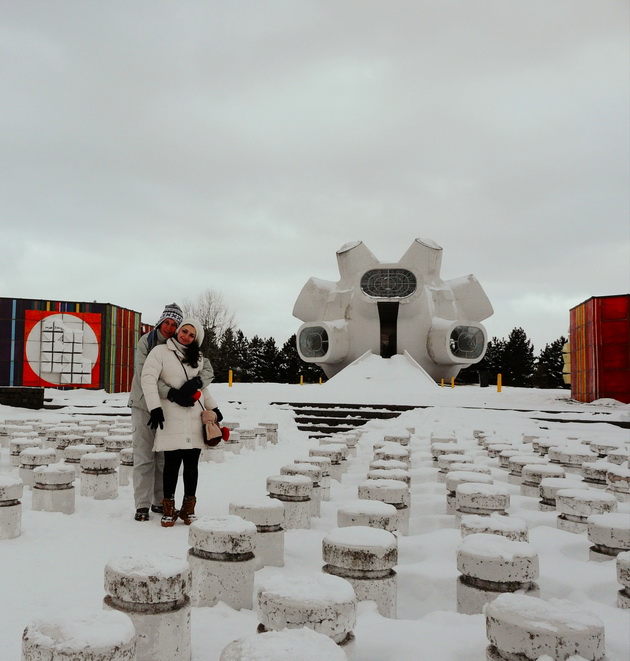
[299,327,329,358]
[360,269,417,298]
[449,326,485,360]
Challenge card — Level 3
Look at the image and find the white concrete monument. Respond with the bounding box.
[293,238,493,380]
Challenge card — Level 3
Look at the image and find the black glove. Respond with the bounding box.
[148,407,165,430]
[180,376,203,397]
[167,388,195,407]
[212,407,223,423]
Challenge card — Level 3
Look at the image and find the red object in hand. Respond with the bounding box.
[192,391,201,401]
[221,427,230,441]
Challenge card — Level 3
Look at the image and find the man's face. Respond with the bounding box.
[159,318,178,338]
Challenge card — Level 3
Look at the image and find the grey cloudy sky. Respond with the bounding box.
[1,1,628,352]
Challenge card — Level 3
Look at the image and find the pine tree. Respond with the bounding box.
[502,327,535,387]
[471,337,506,385]
[260,337,280,382]
[533,336,568,389]
[215,328,238,382]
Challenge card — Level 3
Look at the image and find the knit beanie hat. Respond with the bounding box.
[176,317,204,346]
[156,303,183,329]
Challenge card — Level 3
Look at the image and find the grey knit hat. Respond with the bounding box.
[156,302,183,329]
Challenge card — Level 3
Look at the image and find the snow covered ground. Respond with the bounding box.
[1,358,629,660]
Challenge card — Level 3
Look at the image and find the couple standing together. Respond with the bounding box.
[127,303,222,527]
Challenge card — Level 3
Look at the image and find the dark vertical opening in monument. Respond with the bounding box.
[378,302,398,359]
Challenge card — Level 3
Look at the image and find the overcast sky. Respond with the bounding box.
[1,1,628,352]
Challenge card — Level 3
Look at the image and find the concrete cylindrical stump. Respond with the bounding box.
[455,483,510,517]
[188,515,257,609]
[587,512,630,560]
[617,551,630,608]
[337,499,398,532]
[19,448,57,487]
[0,475,23,539]
[485,593,605,661]
[456,533,539,615]
[281,463,322,517]
[323,526,398,618]
[239,429,257,451]
[258,422,278,445]
[10,438,43,467]
[267,475,312,529]
[21,610,137,660]
[229,497,285,568]
[298,457,332,501]
[256,573,357,657]
[607,464,630,501]
[118,448,134,486]
[520,464,566,498]
[556,488,617,533]
[358,478,410,535]
[32,464,76,515]
[80,452,119,500]
[103,554,191,661]
[460,514,529,542]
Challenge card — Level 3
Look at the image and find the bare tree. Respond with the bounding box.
[182,288,237,338]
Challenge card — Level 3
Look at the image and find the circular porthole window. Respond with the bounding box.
[298,326,329,358]
[360,269,417,298]
[449,326,485,360]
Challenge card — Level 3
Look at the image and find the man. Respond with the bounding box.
[128,302,214,521]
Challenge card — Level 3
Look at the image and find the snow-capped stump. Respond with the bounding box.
[32,464,76,515]
[581,460,617,488]
[118,448,134,487]
[437,453,474,473]
[104,435,132,453]
[447,462,492,475]
[10,437,42,467]
[369,458,409,472]
[322,525,398,618]
[317,442,350,474]
[538,476,583,511]
[606,463,630,501]
[63,443,99,468]
[18,447,57,487]
[587,512,630,560]
[358,478,411,535]
[219,627,347,661]
[224,429,241,455]
[187,515,257,610]
[21,610,137,661]
[383,432,411,447]
[431,442,465,462]
[455,482,510,517]
[484,593,606,661]
[446,471,493,513]
[0,474,23,539]
[507,454,548,478]
[608,448,630,465]
[460,514,529,542]
[498,449,521,470]
[367,468,411,485]
[54,434,84,461]
[253,426,267,448]
[430,428,457,444]
[589,439,626,458]
[238,428,257,451]
[548,444,598,474]
[521,432,542,445]
[83,430,107,448]
[256,573,357,658]
[229,497,285,569]
[281,463,322,517]
[258,422,279,445]
[520,464,566,498]
[337,499,398,532]
[309,446,345,481]
[532,436,558,456]
[485,443,514,459]
[103,554,191,661]
[617,551,630,608]
[297,457,332,501]
[80,452,119,500]
[267,474,312,530]
[372,442,411,468]
[456,533,539,615]
[556,488,617,534]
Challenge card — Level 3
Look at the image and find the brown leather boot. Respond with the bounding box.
[179,495,197,525]
[160,498,177,527]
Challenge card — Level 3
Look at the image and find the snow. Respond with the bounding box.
[0,360,629,660]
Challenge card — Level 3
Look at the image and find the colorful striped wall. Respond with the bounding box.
[569,294,630,404]
[0,297,143,393]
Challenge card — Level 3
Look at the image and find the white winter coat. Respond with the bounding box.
[141,339,218,452]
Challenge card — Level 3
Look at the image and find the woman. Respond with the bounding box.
[141,317,221,527]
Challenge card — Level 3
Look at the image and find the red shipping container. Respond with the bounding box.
[570,294,630,403]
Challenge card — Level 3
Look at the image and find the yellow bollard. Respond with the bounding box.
[451,377,455,388]
[440,378,444,387]
[319,377,322,385]
[228,370,233,387]
[300,375,304,386]
[497,373,502,392]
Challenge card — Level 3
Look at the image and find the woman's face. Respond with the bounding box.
[177,324,197,346]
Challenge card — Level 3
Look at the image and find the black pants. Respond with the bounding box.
[163,449,202,500]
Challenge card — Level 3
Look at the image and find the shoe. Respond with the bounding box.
[179,495,197,525]
[150,504,163,514]
[160,498,177,527]
[134,508,150,522]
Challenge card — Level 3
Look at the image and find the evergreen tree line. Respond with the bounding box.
[458,327,568,389]
[199,328,326,384]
